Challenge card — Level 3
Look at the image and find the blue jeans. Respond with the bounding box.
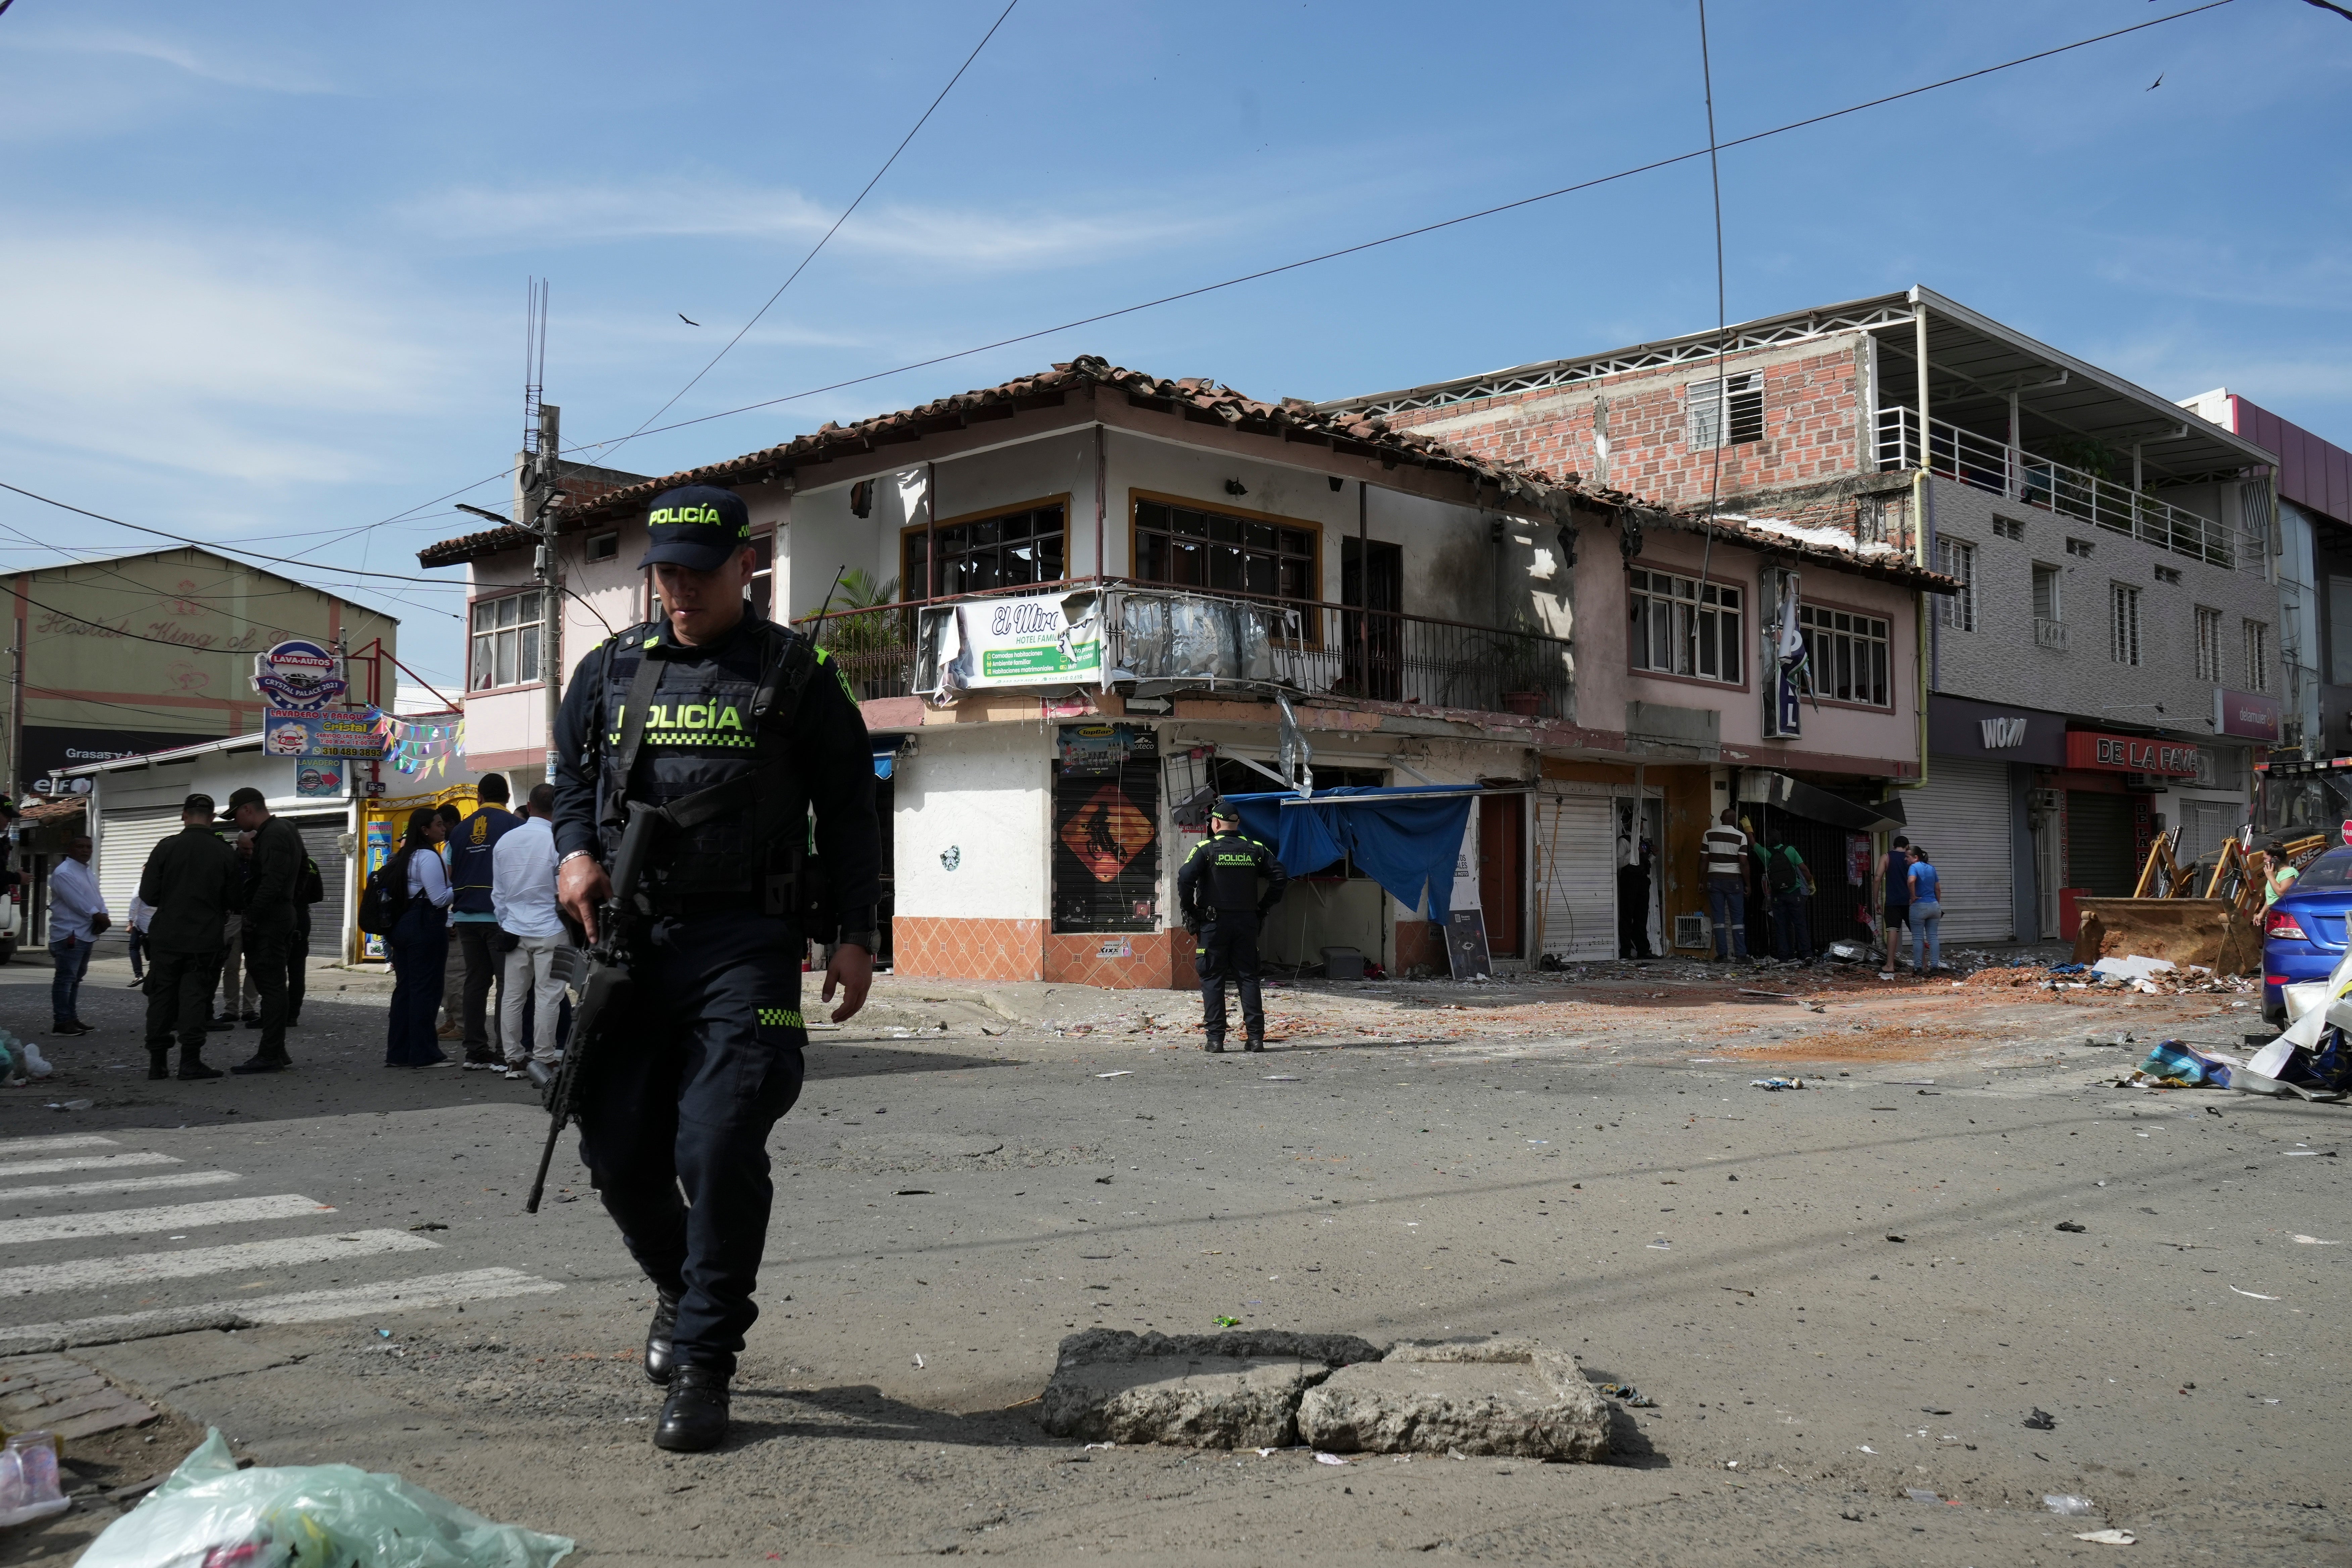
[1910,899,1943,972]
[50,935,92,1026]
[1708,880,1747,959]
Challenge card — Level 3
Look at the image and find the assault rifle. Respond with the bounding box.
[525,800,660,1214]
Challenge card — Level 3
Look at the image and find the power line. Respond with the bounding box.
[570,0,2238,462]
[0,520,455,625]
[0,481,463,588]
[603,0,1022,462]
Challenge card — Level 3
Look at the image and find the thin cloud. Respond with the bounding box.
[405,178,1232,270]
[5,25,338,95]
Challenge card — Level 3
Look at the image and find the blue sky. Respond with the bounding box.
[3,0,2346,697]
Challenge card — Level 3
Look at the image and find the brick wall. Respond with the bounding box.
[1385,337,1872,507]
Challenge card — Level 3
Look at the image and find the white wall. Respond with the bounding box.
[892,724,1051,920]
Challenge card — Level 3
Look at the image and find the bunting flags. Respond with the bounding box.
[373,709,465,781]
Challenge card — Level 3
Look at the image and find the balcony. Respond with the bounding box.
[1876,406,2240,570]
[800,580,1574,720]
[2034,617,2069,651]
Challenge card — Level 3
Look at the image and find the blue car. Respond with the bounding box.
[2261,848,2352,1025]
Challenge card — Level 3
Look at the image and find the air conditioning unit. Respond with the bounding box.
[2029,789,2063,814]
[1674,913,1710,950]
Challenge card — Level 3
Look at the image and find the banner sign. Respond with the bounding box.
[2065,730,2202,777]
[1761,569,1805,738]
[263,708,386,761]
[250,640,347,710]
[2213,687,2281,742]
[920,590,1102,695]
[294,759,348,799]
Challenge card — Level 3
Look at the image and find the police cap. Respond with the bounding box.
[640,485,752,573]
[1207,798,1239,824]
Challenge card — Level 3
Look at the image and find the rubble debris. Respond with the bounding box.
[1038,1329,1383,1448]
[1296,1340,1610,1462]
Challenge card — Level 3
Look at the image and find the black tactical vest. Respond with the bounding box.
[594,616,815,899]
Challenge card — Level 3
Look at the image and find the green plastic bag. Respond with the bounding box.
[77,1429,573,1568]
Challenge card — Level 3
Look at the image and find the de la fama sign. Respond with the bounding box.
[2065,731,2201,778]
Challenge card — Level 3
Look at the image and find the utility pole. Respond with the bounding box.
[533,402,561,784]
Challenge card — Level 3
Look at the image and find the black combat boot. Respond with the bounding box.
[643,1290,682,1386]
[1203,1036,1226,1054]
[147,1048,171,1081]
[230,1052,289,1075]
[178,1046,224,1081]
[653,1365,729,1452]
[1243,1036,1264,1053]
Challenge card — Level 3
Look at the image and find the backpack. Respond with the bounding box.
[356,852,412,937]
[299,854,325,906]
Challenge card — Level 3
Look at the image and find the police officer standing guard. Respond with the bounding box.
[1177,800,1287,1052]
[552,484,880,1453]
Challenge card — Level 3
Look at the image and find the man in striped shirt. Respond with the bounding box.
[1702,810,1751,962]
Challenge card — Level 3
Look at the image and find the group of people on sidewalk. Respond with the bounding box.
[1698,810,1949,972]
[379,774,567,1074]
[128,789,319,1079]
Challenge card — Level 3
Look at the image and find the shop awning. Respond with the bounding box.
[1737,770,1905,833]
[1224,784,1490,927]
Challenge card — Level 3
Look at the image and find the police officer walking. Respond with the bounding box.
[552,483,880,1453]
[1177,801,1287,1052]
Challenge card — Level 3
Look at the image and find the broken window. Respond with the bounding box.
[904,502,1065,598]
[1133,498,1317,608]
[1685,371,1763,448]
[1628,567,1742,684]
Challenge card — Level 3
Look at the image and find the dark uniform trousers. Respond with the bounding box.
[243,910,296,1062]
[576,910,807,1380]
[144,946,222,1054]
[287,906,310,1023]
[1197,909,1266,1042]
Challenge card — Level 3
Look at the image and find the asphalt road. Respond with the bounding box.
[1,956,2345,1566]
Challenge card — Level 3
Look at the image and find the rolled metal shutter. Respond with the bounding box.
[1532,788,1615,962]
[287,815,348,960]
[2174,799,2234,872]
[97,807,185,928]
[1902,758,2014,942]
[2066,793,2139,897]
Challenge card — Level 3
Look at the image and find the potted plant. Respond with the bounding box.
[1490,608,1558,717]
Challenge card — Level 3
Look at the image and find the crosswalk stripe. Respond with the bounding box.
[9,1171,241,1203]
[0,1152,181,1179]
[0,1229,438,1296]
[0,1194,334,1247]
[0,1268,565,1350]
[0,1135,120,1157]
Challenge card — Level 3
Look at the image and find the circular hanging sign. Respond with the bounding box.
[251,639,348,711]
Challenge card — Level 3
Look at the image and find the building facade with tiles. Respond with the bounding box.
[1331,288,2283,946]
[422,357,1948,983]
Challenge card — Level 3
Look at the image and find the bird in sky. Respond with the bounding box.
[678,313,700,326]
[2147,73,2163,90]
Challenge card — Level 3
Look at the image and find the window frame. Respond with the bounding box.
[1685,370,1764,449]
[2194,605,2223,683]
[467,588,547,693]
[1936,537,1977,631]
[2031,562,2064,623]
[747,529,776,620]
[1626,565,1747,689]
[2244,618,2271,694]
[1794,597,1894,710]
[901,492,1072,602]
[1127,488,1322,618]
[2110,582,2142,667]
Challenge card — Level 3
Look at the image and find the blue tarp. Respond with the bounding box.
[1225,785,1477,927]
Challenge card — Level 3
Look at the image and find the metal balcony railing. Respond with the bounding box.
[1875,405,2242,570]
[2034,617,2069,651]
[797,579,1574,719]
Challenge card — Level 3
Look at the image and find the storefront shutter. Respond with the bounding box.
[1532,788,1615,962]
[97,806,186,928]
[287,814,349,959]
[2066,792,2140,898]
[1903,758,2015,942]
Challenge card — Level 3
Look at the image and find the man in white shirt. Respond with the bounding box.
[492,783,567,1078]
[49,833,110,1034]
[1700,809,1751,963]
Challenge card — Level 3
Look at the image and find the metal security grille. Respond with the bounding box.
[97,807,184,930]
[2067,792,2140,898]
[289,815,349,958]
[1904,759,2016,942]
[1051,757,1160,934]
